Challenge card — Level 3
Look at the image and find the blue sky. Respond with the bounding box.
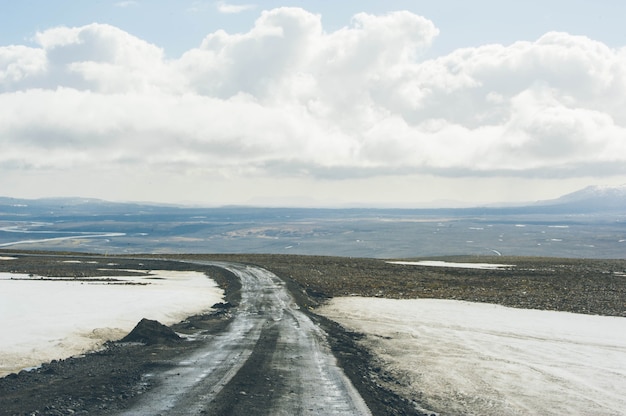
[1,1,626,206]
[4,1,625,58]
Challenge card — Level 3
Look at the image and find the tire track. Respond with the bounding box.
[120,262,371,415]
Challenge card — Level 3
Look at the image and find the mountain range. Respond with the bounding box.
[1,184,625,214]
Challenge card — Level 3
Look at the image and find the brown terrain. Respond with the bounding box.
[0,251,624,415]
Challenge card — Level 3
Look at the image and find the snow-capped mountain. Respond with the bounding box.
[539,185,626,212]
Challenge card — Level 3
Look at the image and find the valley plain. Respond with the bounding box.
[1,195,625,259]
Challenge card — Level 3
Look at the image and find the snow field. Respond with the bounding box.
[318,297,626,416]
[0,270,223,377]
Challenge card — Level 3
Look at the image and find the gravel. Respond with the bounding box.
[1,251,624,415]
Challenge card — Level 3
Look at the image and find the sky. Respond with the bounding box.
[1,1,626,207]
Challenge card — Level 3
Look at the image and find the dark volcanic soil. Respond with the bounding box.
[0,251,625,415]
[188,253,626,317]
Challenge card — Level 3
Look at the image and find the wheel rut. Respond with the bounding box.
[120,262,372,416]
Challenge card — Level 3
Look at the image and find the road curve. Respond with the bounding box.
[120,261,372,416]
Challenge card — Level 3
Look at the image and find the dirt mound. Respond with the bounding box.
[121,318,182,345]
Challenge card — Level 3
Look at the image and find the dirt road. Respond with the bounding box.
[120,261,372,415]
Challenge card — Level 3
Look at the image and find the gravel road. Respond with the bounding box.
[0,253,419,416]
[119,261,371,416]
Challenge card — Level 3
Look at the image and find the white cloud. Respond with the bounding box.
[114,1,138,7]
[32,23,179,93]
[1,7,626,204]
[216,1,256,14]
[0,45,47,87]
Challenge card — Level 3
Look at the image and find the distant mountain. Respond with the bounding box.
[537,185,626,213]
[0,196,182,218]
[2,184,625,217]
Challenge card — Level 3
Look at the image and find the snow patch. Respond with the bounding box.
[0,270,223,377]
[318,297,626,416]
[387,260,514,270]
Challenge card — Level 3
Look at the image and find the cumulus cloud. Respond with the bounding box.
[1,7,626,187]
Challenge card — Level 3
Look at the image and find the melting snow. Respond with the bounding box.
[0,270,223,377]
[387,260,514,270]
[318,297,626,416]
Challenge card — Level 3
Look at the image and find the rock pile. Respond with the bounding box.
[121,318,182,345]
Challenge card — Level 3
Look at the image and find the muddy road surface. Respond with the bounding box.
[120,261,372,416]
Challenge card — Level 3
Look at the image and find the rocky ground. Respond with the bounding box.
[0,254,242,416]
[0,251,625,415]
[177,253,626,317]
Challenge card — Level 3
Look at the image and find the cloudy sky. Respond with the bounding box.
[2,1,626,207]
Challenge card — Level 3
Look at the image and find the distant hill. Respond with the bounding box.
[536,185,626,213]
[0,196,184,217]
[2,184,625,216]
